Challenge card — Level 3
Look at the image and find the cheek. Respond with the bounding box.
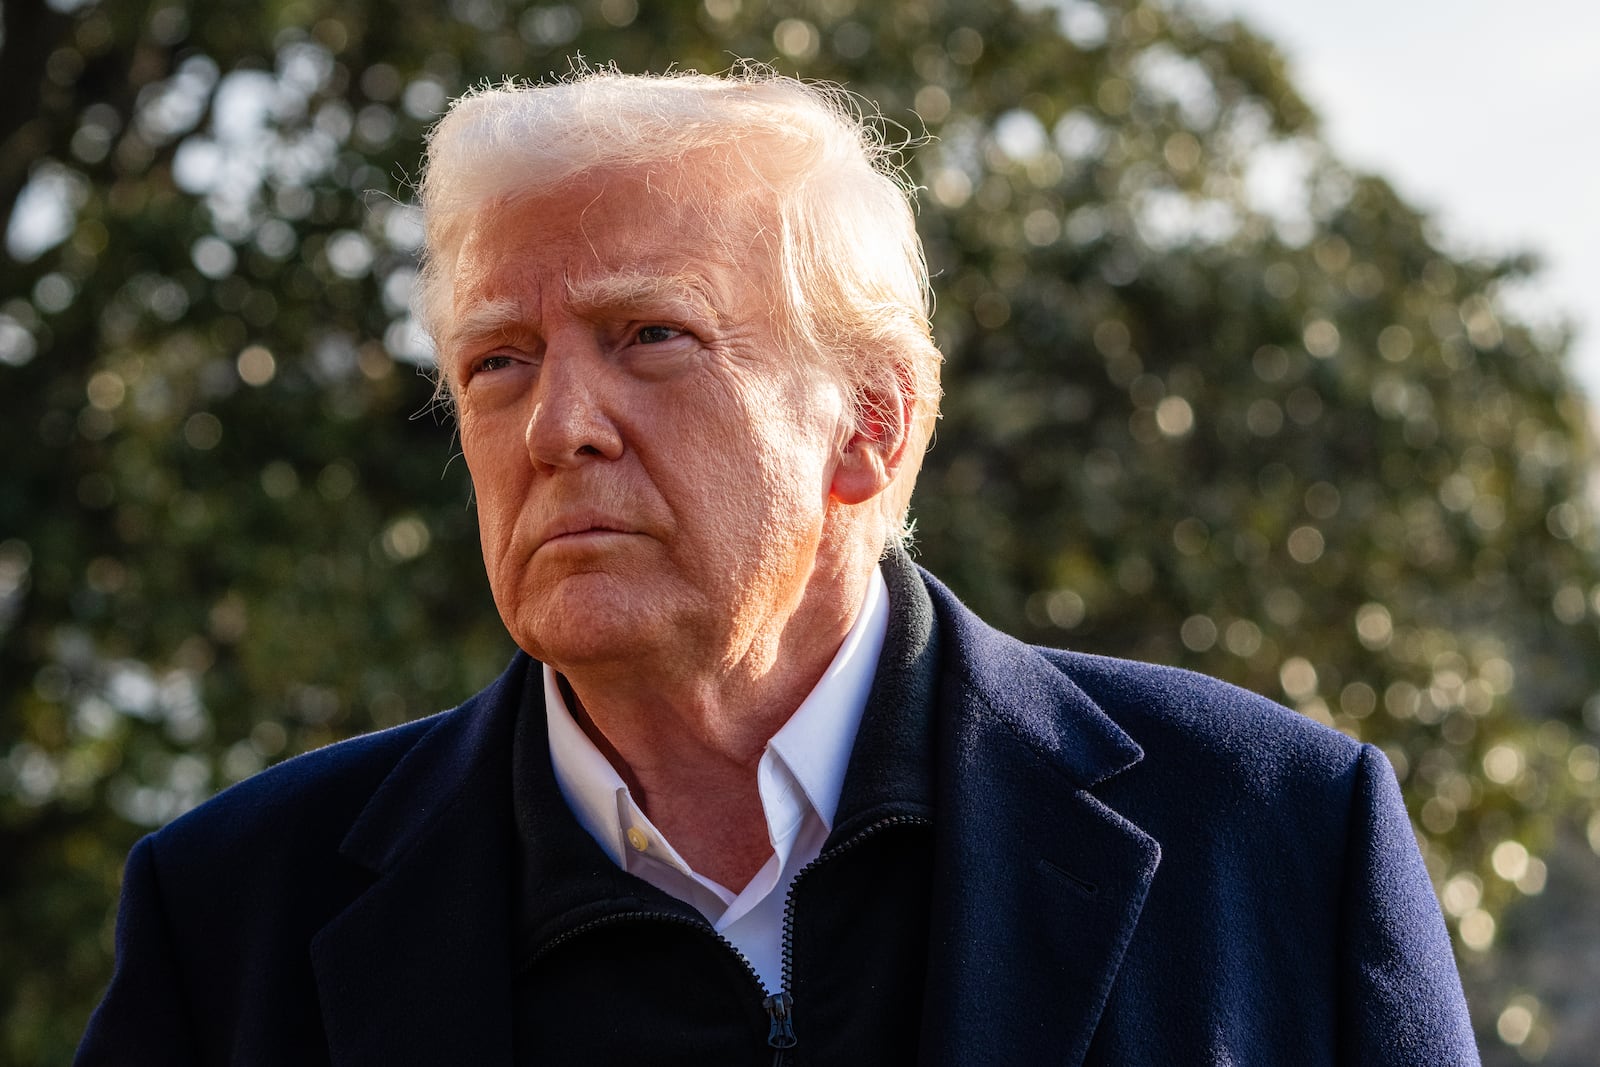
[460,424,526,548]
[718,407,842,532]
[758,380,847,484]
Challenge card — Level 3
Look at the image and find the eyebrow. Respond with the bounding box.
[442,298,526,364]
[445,269,728,362]
[563,269,724,326]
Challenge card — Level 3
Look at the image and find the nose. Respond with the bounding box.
[524,335,624,469]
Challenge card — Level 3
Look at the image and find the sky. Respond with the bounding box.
[1198,0,1600,406]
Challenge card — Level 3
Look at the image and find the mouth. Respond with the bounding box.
[534,515,636,552]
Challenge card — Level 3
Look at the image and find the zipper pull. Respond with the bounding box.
[763,992,798,1050]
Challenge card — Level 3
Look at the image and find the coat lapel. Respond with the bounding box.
[309,655,536,1067]
[919,572,1160,1066]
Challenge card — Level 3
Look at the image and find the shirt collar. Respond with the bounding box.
[544,565,890,872]
[765,565,888,828]
[542,669,631,867]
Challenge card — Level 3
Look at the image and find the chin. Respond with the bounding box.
[510,604,665,671]
[521,634,663,676]
[498,566,706,672]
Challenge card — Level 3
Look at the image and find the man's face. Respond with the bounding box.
[447,169,853,675]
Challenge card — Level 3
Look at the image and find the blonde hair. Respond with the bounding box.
[414,65,942,544]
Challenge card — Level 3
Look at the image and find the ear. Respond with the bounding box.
[830,366,914,506]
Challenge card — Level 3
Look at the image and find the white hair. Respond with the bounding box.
[414,65,942,545]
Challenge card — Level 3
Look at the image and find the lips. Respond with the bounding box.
[533,512,636,551]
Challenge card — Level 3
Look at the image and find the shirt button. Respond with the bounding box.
[626,827,649,852]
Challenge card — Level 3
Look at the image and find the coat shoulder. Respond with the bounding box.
[1037,647,1367,804]
[147,710,449,876]
[917,565,1368,801]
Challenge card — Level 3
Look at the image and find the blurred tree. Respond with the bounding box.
[3,0,1598,1062]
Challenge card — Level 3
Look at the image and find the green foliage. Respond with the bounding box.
[4,0,1599,1061]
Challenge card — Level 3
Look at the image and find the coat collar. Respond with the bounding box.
[918,565,1160,1066]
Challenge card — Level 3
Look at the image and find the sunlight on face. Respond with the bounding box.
[450,168,852,678]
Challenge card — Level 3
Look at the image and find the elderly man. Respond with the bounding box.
[78,69,1477,1065]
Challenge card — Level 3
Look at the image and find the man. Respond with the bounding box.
[78,69,1478,1065]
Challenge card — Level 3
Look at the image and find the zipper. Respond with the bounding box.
[523,908,767,990]
[763,991,797,1065]
[529,908,788,1062]
[522,811,931,1066]
[769,811,933,1065]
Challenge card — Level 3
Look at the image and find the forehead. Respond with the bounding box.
[451,167,772,307]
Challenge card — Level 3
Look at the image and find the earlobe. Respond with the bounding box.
[830,371,913,506]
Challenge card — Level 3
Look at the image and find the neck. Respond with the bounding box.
[558,546,879,889]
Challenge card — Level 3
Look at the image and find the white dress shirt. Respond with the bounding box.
[544,567,889,992]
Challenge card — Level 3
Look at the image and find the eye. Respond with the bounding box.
[459,352,524,391]
[635,325,682,345]
[474,354,518,373]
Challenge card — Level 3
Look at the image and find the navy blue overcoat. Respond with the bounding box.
[78,560,1479,1064]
